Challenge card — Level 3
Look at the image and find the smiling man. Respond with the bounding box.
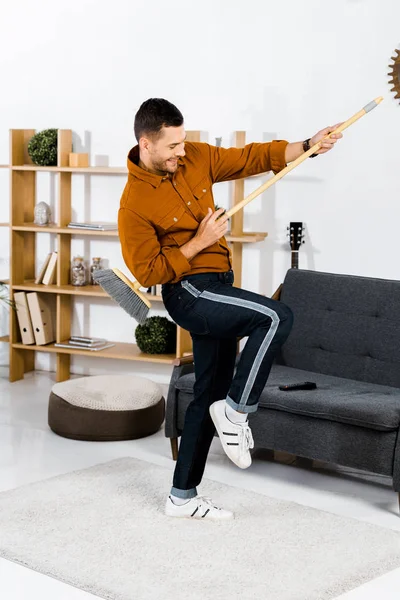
[118,98,342,521]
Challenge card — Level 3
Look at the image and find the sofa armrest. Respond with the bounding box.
[165,359,195,438]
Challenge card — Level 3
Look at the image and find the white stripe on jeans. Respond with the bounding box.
[181,281,280,410]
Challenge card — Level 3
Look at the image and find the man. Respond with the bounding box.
[118,98,342,521]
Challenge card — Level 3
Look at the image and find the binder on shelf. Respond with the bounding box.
[13,291,35,345]
[35,252,52,284]
[42,252,57,285]
[26,292,55,345]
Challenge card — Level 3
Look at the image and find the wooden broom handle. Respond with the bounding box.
[225,97,384,219]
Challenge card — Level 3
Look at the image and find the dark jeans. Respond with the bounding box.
[162,270,293,499]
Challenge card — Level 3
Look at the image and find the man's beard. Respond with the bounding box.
[151,157,178,175]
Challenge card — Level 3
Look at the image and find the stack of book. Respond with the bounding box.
[35,252,58,285]
[54,337,115,351]
[67,222,118,231]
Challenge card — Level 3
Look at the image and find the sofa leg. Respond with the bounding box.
[170,437,179,461]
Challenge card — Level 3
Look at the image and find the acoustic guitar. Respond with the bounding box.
[287,222,305,269]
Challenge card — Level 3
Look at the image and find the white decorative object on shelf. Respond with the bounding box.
[34,202,51,225]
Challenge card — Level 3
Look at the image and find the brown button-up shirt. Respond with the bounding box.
[118,140,289,287]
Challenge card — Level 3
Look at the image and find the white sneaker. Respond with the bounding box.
[165,495,234,520]
[209,400,254,469]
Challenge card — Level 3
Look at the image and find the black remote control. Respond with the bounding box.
[278,381,317,391]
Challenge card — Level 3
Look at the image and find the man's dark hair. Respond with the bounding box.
[134,98,184,142]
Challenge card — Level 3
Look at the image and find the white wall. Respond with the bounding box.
[0,0,399,380]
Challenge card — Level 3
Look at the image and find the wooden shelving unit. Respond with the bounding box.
[5,128,267,382]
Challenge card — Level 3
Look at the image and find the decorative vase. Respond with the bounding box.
[90,257,102,285]
[71,256,87,286]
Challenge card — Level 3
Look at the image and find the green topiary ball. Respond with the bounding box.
[28,129,58,166]
[135,316,177,354]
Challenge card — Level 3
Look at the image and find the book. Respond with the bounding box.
[67,222,118,230]
[35,252,52,284]
[13,291,35,344]
[26,292,55,345]
[54,341,115,351]
[70,336,108,345]
[68,221,117,228]
[68,339,108,348]
[42,251,58,285]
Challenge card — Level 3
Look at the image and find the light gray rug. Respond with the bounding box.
[1,457,400,600]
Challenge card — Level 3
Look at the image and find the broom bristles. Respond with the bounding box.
[93,269,150,324]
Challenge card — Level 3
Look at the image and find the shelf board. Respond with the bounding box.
[11,340,175,363]
[12,225,267,242]
[11,165,127,174]
[226,232,268,242]
[12,280,163,301]
[0,223,9,227]
[12,223,119,236]
[13,282,109,297]
[0,165,9,169]
[0,335,9,343]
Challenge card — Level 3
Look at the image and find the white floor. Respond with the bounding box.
[1,369,400,600]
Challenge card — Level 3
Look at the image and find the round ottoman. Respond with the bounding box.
[48,375,165,441]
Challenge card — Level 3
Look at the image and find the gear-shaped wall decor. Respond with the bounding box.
[388,47,400,102]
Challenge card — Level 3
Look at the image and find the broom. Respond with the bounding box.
[93,268,151,325]
[93,96,383,323]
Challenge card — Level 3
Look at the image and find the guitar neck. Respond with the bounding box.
[288,221,304,269]
[291,250,299,269]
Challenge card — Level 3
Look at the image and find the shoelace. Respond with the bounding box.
[197,496,219,512]
[238,422,254,456]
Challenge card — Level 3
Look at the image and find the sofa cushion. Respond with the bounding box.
[175,364,400,432]
[278,269,400,388]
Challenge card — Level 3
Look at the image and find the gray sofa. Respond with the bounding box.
[165,269,400,507]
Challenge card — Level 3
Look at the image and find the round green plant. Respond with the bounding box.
[135,316,177,354]
[28,129,58,166]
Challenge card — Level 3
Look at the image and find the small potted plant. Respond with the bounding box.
[0,282,13,343]
[27,129,58,166]
[0,281,12,309]
[135,316,177,354]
